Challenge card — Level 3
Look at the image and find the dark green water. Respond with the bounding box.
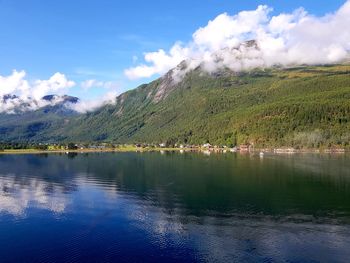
[0,152,349,262]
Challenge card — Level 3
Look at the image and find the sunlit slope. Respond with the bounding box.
[55,65,350,148]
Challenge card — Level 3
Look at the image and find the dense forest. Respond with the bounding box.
[1,64,350,149]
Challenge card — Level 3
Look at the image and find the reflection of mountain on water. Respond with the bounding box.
[0,153,350,262]
[0,152,350,221]
[121,193,350,263]
[267,153,350,180]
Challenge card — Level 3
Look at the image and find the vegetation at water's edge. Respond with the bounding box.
[1,64,350,149]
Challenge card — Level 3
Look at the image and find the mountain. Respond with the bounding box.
[49,64,350,148]
[40,95,79,114]
[0,64,350,148]
[1,94,79,114]
[0,95,79,141]
[41,94,78,103]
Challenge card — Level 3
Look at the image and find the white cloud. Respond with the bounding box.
[0,70,75,100]
[69,90,118,113]
[0,71,76,113]
[32,72,75,99]
[125,1,350,80]
[125,43,190,79]
[0,71,119,114]
[81,79,120,90]
[81,79,105,90]
[0,70,31,97]
[69,79,121,113]
[193,5,270,51]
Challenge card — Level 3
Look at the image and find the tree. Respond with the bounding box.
[67,143,77,150]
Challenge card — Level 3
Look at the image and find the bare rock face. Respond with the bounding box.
[116,93,127,105]
[113,93,127,117]
[152,71,175,103]
[150,41,260,103]
[115,106,124,117]
[152,61,188,103]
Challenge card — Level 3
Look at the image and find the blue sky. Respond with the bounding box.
[0,0,347,100]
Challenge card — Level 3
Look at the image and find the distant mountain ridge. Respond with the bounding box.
[0,94,79,114]
[0,94,80,141]
[41,94,79,104]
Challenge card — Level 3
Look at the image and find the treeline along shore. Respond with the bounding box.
[0,142,347,154]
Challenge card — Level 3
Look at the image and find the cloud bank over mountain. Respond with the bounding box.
[0,70,75,100]
[0,71,118,114]
[125,1,350,80]
[2,1,349,114]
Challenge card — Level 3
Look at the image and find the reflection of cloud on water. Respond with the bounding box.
[74,173,119,201]
[117,192,350,262]
[0,193,29,215]
[0,152,349,262]
[1,165,349,262]
[125,199,188,251]
[0,175,70,216]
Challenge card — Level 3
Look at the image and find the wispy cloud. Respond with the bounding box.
[81,79,119,91]
[119,34,166,49]
[68,90,118,113]
[73,68,119,79]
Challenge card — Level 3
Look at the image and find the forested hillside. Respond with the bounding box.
[1,65,350,148]
[56,65,350,148]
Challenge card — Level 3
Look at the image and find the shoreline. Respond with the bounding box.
[0,147,348,155]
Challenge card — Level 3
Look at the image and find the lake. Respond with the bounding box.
[0,152,349,262]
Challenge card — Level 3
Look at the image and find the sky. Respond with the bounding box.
[0,0,348,112]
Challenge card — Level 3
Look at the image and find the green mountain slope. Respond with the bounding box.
[0,96,79,142]
[0,65,349,148]
[48,64,350,148]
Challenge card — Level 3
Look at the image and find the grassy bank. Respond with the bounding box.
[0,146,185,154]
[0,146,348,155]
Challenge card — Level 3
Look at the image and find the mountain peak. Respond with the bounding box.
[41,94,79,104]
[2,94,20,102]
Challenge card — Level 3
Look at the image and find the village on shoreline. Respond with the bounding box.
[0,141,347,155]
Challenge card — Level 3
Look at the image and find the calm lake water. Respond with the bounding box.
[0,152,349,262]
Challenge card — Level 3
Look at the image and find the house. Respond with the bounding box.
[230,147,238,152]
[159,143,166,148]
[239,144,250,152]
[202,143,212,148]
